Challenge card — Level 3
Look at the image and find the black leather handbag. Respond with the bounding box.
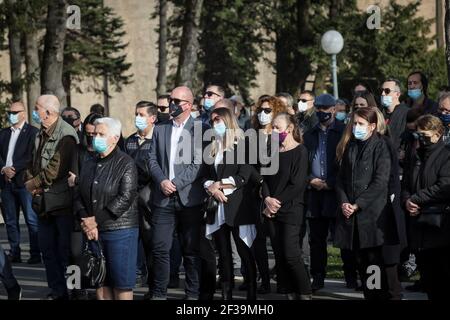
[79,240,106,288]
[203,195,218,225]
[417,204,450,228]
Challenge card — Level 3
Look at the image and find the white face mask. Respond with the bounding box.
[258,111,272,125]
[190,111,200,119]
[298,101,308,112]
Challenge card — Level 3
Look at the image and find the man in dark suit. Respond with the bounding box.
[147,86,207,300]
[0,101,40,264]
[303,94,346,291]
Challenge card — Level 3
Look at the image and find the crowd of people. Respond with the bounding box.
[0,70,450,301]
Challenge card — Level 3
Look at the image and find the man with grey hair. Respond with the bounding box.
[25,94,79,300]
[276,92,295,115]
[380,78,409,150]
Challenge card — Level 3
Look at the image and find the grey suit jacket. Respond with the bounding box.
[148,116,207,208]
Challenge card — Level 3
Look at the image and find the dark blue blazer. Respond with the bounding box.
[303,120,345,218]
[0,122,39,188]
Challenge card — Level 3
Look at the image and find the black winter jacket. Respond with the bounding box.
[74,147,139,232]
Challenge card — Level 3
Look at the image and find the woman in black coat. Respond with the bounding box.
[335,107,391,300]
[203,107,257,300]
[402,115,450,300]
[262,113,312,300]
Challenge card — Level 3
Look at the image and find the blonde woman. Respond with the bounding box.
[203,107,257,300]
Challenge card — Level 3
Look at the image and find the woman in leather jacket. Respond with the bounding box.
[74,117,139,300]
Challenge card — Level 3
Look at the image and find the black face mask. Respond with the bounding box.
[316,111,333,123]
[169,102,184,118]
[63,116,77,128]
[158,112,170,123]
[417,133,433,148]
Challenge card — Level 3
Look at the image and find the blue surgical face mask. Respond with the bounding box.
[204,99,215,111]
[335,112,347,122]
[439,112,450,126]
[213,121,227,137]
[135,116,148,131]
[8,113,20,125]
[353,125,368,140]
[32,110,41,124]
[93,137,109,153]
[381,95,393,108]
[408,89,422,100]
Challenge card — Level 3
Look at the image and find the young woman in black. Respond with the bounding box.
[334,107,391,300]
[262,112,312,300]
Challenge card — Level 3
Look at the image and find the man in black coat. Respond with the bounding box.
[380,78,409,151]
[303,94,345,291]
[0,101,40,264]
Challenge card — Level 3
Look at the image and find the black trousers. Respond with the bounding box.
[213,224,256,298]
[420,246,450,300]
[272,219,312,295]
[308,217,335,279]
[199,224,217,300]
[341,249,358,282]
[251,215,273,287]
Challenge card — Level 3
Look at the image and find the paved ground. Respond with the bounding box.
[0,218,427,300]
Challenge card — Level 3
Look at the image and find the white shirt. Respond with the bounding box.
[5,122,25,168]
[169,117,189,181]
[204,140,257,248]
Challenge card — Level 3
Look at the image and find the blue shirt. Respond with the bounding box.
[311,125,329,180]
[201,111,211,128]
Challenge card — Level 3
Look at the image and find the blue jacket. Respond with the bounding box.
[303,120,345,218]
[0,122,38,188]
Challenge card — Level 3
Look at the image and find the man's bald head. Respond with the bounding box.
[171,86,194,104]
[36,95,61,114]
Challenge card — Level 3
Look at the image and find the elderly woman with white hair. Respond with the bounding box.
[74,117,139,300]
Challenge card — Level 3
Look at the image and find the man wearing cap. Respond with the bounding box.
[296,90,318,133]
[303,94,347,291]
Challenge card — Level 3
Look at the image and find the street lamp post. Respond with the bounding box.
[321,30,344,99]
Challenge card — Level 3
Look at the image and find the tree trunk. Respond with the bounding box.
[41,0,68,106]
[445,0,450,85]
[7,0,23,102]
[25,30,41,120]
[175,0,204,87]
[103,74,110,116]
[437,0,445,48]
[156,0,168,95]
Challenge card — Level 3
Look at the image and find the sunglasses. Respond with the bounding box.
[257,108,272,114]
[7,110,24,115]
[298,99,312,103]
[204,91,221,98]
[157,106,168,111]
[380,88,397,95]
[210,115,223,126]
[169,98,190,106]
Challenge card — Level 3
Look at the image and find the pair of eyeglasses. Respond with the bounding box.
[380,88,396,95]
[204,91,221,98]
[169,98,190,105]
[7,110,24,115]
[257,108,272,114]
[297,99,311,103]
[157,106,168,112]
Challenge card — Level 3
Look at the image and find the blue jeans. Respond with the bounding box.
[38,214,73,297]
[0,244,19,290]
[1,183,40,258]
[150,196,202,299]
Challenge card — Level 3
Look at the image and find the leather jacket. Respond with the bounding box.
[74,147,139,232]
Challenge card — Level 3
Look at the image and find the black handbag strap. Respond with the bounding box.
[82,235,105,259]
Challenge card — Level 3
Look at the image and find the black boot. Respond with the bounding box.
[247,282,257,301]
[221,282,232,300]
